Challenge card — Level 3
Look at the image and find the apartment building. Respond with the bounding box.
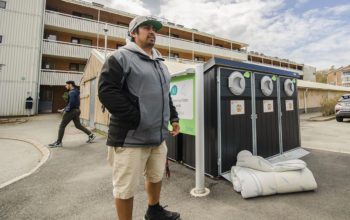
[327,65,350,87]
[0,0,310,116]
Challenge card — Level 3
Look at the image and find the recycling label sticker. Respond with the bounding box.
[263,100,274,113]
[286,100,294,111]
[231,100,245,115]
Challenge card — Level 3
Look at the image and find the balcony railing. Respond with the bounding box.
[45,10,129,39]
[245,61,304,75]
[42,39,115,59]
[163,56,204,64]
[40,69,83,86]
[44,10,247,61]
[342,78,350,84]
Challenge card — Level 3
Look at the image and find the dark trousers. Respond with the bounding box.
[57,109,91,143]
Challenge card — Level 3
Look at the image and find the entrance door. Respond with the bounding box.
[254,73,280,158]
[39,86,53,113]
[89,79,96,128]
[219,67,253,174]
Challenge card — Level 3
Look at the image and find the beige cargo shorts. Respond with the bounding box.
[107,141,168,199]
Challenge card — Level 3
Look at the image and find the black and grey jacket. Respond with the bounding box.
[98,42,179,147]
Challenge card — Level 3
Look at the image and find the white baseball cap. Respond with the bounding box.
[128,16,163,36]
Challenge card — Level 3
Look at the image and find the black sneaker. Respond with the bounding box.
[144,205,180,220]
[86,134,96,143]
[48,141,62,148]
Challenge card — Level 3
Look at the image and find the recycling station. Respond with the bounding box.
[167,57,300,177]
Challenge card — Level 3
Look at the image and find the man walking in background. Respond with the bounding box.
[98,16,180,220]
[49,80,95,148]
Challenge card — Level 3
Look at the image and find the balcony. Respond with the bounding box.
[40,69,83,86]
[42,39,115,59]
[45,10,129,40]
[245,61,304,76]
[44,10,247,61]
[342,79,350,84]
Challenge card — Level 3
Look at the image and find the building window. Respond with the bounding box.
[42,61,55,69]
[117,22,128,27]
[44,33,57,41]
[46,6,58,12]
[194,39,205,44]
[72,11,93,19]
[69,63,86,72]
[116,44,124,49]
[0,35,2,43]
[71,37,92,46]
[0,1,6,9]
[215,44,223,48]
[171,34,179,38]
[71,37,80,44]
[80,39,92,46]
[194,56,205,62]
[170,53,179,58]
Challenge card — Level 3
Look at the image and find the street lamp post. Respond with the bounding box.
[103,23,108,59]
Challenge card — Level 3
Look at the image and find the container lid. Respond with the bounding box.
[204,57,300,79]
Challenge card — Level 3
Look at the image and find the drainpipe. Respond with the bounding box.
[103,23,108,59]
[192,32,194,61]
[36,0,47,115]
[304,88,308,113]
[168,27,171,58]
[190,64,210,197]
[97,9,100,48]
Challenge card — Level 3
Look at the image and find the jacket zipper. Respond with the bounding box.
[154,61,164,144]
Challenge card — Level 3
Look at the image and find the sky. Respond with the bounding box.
[84,0,350,70]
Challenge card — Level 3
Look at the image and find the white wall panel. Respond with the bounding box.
[40,70,83,86]
[0,0,45,116]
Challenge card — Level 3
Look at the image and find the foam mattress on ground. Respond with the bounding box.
[231,150,317,199]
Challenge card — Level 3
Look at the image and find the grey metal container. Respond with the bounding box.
[170,57,300,177]
[204,58,300,177]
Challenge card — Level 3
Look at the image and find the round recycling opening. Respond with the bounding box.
[261,76,273,96]
[284,79,295,96]
[228,71,246,96]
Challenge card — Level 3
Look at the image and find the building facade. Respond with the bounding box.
[1,0,311,116]
[0,0,46,116]
[327,66,350,87]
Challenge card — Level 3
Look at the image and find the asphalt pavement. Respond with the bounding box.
[0,114,349,220]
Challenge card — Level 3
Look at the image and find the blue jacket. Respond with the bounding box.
[65,88,80,112]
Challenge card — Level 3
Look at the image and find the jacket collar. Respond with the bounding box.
[122,42,164,61]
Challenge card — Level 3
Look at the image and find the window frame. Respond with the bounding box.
[80,38,92,46]
[170,53,179,58]
[42,60,55,70]
[69,63,85,72]
[44,33,57,41]
[72,11,93,19]
[71,37,80,44]
[194,56,205,62]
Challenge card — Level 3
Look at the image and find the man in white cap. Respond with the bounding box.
[98,15,181,220]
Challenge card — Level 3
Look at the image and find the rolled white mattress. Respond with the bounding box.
[231,150,317,198]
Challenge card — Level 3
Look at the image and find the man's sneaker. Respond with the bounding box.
[48,141,62,148]
[144,205,180,220]
[87,134,96,143]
